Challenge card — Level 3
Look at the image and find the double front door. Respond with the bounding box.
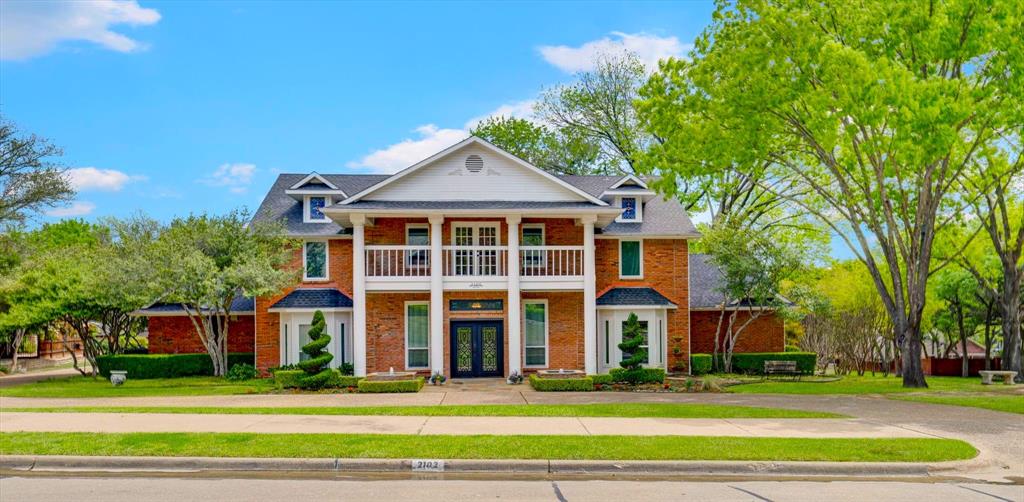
[450,320,503,378]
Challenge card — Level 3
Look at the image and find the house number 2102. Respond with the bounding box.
[412,459,445,472]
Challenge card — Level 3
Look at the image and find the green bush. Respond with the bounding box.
[784,345,801,353]
[96,353,255,379]
[529,375,594,391]
[690,354,712,375]
[610,367,665,384]
[339,363,354,376]
[226,363,258,381]
[357,378,424,393]
[274,369,305,389]
[713,352,817,374]
[590,374,613,385]
[335,375,362,388]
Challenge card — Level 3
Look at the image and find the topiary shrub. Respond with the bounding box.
[226,363,258,381]
[618,312,647,371]
[357,378,424,393]
[690,354,713,375]
[610,367,665,384]
[529,375,594,391]
[273,369,305,389]
[298,310,334,389]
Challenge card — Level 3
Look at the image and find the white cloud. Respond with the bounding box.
[348,125,468,174]
[47,201,96,217]
[463,99,538,130]
[538,31,688,73]
[0,0,161,61]
[200,163,257,193]
[65,167,144,191]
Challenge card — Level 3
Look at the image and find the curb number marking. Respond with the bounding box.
[412,459,445,472]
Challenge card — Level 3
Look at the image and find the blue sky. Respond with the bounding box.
[1,0,714,222]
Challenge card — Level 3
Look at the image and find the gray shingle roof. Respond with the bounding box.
[253,172,699,237]
[135,295,255,315]
[688,253,792,309]
[269,288,353,310]
[252,174,388,236]
[597,287,677,307]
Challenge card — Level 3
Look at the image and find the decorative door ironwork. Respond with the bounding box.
[449,320,503,378]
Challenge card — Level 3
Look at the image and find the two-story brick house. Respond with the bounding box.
[137,137,784,377]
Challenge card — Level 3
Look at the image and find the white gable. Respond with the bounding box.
[361,142,591,202]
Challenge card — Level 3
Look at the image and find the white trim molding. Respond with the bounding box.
[609,174,648,190]
[290,172,339,190]
[614,196,642,223]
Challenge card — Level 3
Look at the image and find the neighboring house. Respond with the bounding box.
[137,137,785,377]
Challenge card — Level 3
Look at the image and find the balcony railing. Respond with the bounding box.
[519,246,583,277]
[364,245,584,279]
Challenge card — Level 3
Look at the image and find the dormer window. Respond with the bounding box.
[617,196,641,223]
[305,196,329,223]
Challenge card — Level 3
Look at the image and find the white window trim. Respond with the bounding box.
[619,239,644,279]
[521,223,546,270]
[405,223,430,269]
[404,301,430,370]
[302,240,330,282]
[615,196,642,223]
[450,221,501,245]
[523,299,549,368]
[303,195,331,223]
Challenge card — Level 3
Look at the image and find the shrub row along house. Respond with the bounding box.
[135,137,784,377]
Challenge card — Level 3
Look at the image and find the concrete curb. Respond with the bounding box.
[0,455,969,478]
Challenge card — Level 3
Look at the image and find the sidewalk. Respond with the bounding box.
[0,411,930,438]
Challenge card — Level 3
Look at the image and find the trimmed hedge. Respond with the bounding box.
[610,367,665,384]
[357,378,424,393]
[273,369,305,389]
[334,375,362,388]
[590,374,613,386]
[691,352,817,375]
[690,354,712,375]
[96,353,255,379]
[529,375,594,391]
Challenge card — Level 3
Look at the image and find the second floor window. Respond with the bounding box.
[406,225,429,268]
[307,196,328,222]
[304,241,327,280]
[620,240,642,278]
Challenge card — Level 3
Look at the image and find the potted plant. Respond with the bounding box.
[429,371,447,385]
[507,370,523,384]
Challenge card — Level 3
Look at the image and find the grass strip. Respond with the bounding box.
[0,403,843,419]
[888,395,1024,415]
[0,377,274,398]
[724,375,1019,395]
[0,432,976,462]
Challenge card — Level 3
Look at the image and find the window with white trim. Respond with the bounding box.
[405,302,429,369]
[521,224,545,270]
[303,241,328,280]
[524,300,548,367]
[619,239,642,279]
[406,224,429,268]
[617,196,641,222]
[305,196,329,222]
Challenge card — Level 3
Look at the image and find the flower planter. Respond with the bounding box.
[535,369,585,379]
[109,370,128,387]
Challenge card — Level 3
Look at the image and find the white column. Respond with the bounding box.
[506,214,522,376]
[582,215,597,375]
[428,214,445,376]
[351,213,368,377]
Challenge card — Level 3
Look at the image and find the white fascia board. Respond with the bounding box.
[609,174,649,190]
[340,136,609,206]
[289,172,339,190]
[285,189,347,196]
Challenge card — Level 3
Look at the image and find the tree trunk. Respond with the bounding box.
[999,276,1022,382]
[899,319,928,387]
[9,328,26,372]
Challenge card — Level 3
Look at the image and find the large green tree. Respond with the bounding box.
[638,0,1022,387]
[470,116,601,175]
[153,210,296,376]
[0,116,75,226]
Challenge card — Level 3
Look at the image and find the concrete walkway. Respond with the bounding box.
[0,412,930,438]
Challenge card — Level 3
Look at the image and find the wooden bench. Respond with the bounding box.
[980,370,1018,385]
[764,360,802,380]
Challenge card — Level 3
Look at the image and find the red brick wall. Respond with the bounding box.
[689,310,784,354]
[255,238,353,373]
[596,238,691,372]
[522,291,584,371]
[147,316,255,354]
[365,292,430,373]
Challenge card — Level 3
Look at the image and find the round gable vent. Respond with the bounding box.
[465,154,484,173]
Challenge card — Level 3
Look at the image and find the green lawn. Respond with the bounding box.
[1,403,844,419]
[725,374,1019,395]
[0,432,976,463]
[0,376,275,398]
[889,395,1024,415]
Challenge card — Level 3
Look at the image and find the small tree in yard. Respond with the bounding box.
[618,312,647,371]
[154,211,296,376]
[298,310,333,388]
